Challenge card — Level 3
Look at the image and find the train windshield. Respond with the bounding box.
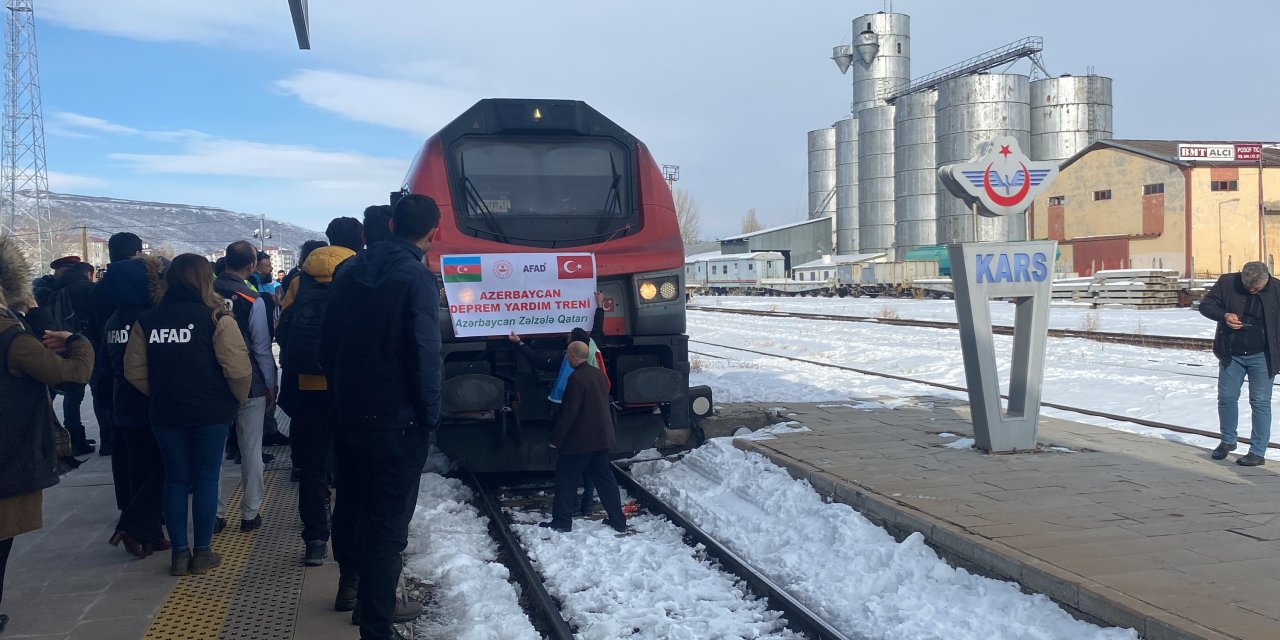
[453,138,633,246]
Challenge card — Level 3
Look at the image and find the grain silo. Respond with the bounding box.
[857,105,896,258]
[1030,74,1113,163]
[893,90,937,254]
[834,116,859,253]
[935,74,1031,244]
[848,12,911,113]
[807,127,837,220]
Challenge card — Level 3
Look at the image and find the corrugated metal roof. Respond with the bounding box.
[1061,139,1280,171]
[720,217,827,241]
[707,251,784,261]
[684,250,722,263]
[793,252,886,269]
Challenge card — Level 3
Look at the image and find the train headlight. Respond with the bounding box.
[636,274,680,304]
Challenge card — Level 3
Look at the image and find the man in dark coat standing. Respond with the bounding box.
[1200,261,1280,466]
[321,194,441,639]
[541,341,627,533]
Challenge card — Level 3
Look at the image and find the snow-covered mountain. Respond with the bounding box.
[47,192,324,256]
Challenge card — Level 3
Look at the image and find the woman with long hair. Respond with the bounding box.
[125,254,251,576]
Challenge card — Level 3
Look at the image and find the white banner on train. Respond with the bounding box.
[442,253,597,338]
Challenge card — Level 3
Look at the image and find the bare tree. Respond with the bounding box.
[741,207,763,234]
[674,187,702,245]
[11,208,81,271]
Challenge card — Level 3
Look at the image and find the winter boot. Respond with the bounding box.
[170,550,192,577]
[189,548,222,574]
[334,574,359,611]
[350,599,424,625]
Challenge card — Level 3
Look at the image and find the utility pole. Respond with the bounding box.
[79,224,86,261]
[252,213,271,252]
[0,0,51,267]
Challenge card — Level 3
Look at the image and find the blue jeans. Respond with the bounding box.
[1218,353,1273,457]
[153,424,229,552]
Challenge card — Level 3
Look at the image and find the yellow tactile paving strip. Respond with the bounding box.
[142,450,290,640]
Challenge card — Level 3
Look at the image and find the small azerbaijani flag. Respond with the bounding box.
[442,256,483,283]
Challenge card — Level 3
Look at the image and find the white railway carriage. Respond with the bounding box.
[702,252,785,293]
[684,250,721,288]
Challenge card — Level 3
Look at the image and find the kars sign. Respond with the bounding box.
[948,241,1057,453]
[442,253,597,337]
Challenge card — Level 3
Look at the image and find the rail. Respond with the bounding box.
[690,306,1214,351]
[688,339,1279,452]
[465,471,575,640]
[613,464,855,640]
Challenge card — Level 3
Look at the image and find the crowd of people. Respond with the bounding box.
[0,193,629,640]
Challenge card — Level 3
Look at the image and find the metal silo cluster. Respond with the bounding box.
[810,10,1114,259]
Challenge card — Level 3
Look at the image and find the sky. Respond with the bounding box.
[35,0,1280,239]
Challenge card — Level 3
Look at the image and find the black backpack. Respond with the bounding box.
[277,273,330,376]
[46,287,80,333]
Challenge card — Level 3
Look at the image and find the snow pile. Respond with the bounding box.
[686,304,1279,458]
[404,462,538,640]
[631,436,1139,640]
[511,513,801,639]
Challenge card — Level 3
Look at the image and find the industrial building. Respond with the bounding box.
[717,217,832,271]
[810,11,1113,260]
[1029,140,1280,277]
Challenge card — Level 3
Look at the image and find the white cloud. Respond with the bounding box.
[109,138,404,186]
[40,1,291,48]
[46,171,109,192]
[50,112,206,142]
[274,70,477,137]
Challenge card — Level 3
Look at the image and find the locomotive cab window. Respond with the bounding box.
[452,137,634,246]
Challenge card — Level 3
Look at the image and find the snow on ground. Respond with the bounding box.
[687,302,1279,459]
[693,296,1214,339]
[510,510,802,640]
[631,427,1139,640]
[404,448,539,640]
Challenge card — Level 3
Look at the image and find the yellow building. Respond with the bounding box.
[1029,140,1280,277]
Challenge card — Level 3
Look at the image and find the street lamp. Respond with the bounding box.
[1219,198,1240,276]
[662,164,679,190]
[1260,144,1279,268]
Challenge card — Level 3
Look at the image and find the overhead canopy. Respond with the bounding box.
[288,0,310,49]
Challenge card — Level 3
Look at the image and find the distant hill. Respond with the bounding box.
[45,193,324,257]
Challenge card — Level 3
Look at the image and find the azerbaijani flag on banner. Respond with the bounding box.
[442,256,483,283]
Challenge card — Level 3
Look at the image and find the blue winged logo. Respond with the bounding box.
[937,136,1060,217]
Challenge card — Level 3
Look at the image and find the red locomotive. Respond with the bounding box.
[398,99,700,471]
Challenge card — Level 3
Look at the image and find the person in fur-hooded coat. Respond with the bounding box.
[0,238,94,630]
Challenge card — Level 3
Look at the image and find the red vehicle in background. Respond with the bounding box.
[396,98,703,472]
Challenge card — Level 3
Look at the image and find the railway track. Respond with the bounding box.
[465,468,852,640]
[690,306,1214,352]
[689,339,1279,452]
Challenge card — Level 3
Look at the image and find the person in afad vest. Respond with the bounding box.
[124,254,251,576]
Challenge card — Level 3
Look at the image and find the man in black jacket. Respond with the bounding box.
[41,259,98,455]
[541,341,627,533]
[321,194,440,639]
[1200,261,1280,466]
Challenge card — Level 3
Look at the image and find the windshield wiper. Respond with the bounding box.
[458,156,508,242]
[602,154,622,217]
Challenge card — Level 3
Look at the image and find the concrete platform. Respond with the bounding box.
[2,447,354,640]
[734,399,1280,640]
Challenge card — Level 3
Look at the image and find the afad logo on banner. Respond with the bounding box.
[938,136,1058,217]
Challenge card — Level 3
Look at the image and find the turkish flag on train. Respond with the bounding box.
[556,256,593,279]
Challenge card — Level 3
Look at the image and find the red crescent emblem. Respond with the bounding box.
[982,162,1032,208]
